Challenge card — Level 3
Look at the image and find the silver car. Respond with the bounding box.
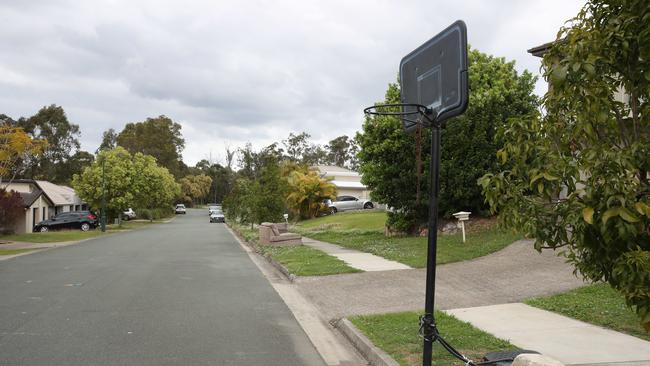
[326,195,374,214]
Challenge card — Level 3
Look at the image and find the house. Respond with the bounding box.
[3,179,88,234]
[311,165,372,200]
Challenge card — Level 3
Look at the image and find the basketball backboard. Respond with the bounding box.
[399,20,468,133]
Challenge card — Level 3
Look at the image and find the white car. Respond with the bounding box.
[209,210,225,223]
[122,208,136,221]
[326,195,374,214]
[175,204,186,214]
[208,204,222,216]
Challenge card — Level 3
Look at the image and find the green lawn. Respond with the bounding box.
[350,311,517,366]
[229,222,360,276]
[526,283,649,341]
[0,220,167,243]
[296,210,386,231]
[303,227,520,268]
[294,211,520,267]
[259,245,361,276]
[1,230,107,243]
[0,248,37,256]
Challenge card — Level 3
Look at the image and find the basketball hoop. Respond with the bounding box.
[363,103,437,129]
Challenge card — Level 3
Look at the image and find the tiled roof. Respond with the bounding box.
[18,189,45,207]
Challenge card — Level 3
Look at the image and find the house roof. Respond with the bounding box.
[35,180,83,205]
[527,41,554,57]
[6,179,83,206]
[18,189,53,208]
[528,39,568,58]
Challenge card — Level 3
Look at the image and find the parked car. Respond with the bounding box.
[208,204,222,216]
[34,211,98,232]
[175,204,186,214]
[122,208,136,221]
[325,195,374,214]
[209,210,225,223]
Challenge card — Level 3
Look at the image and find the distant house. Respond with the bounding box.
[311,165,372,200]
[3,179,87,234]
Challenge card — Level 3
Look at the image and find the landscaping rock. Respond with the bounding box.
[440,221,460,235]
[513,354,565,366]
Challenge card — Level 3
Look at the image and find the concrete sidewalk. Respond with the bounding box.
[302,237,411,272]
[446,303,650,366]
[296,239,585,320]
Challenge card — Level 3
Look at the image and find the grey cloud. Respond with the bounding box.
[0,0,584,164]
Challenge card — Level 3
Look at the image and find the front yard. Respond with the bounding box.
[294,211,521,267]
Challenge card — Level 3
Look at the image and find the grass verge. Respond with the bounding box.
[0,248,37,256]
[303,227,520,268]
[1,231,106,243]
[259,245,361,276]
[350,311,517,365]
[0,219,168,243]
[229,221,360,276]
[525,283,649,341]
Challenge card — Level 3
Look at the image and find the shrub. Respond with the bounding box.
[0,188,23,234]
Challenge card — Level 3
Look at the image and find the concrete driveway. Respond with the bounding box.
[0,209,325,366]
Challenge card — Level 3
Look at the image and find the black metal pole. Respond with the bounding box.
[422,125,441,366]
[101,159,106,232]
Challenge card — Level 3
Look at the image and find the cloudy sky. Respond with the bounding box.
[0,0,584,166]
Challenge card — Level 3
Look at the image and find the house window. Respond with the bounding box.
[75,205,80,211]
[69,205,74,211]
[42,208,46,221]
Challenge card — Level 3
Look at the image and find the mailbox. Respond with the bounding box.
[452,211,471,242]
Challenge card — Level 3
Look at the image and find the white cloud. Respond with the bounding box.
[0,0,585,165]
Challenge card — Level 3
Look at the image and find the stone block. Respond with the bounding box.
[513,354,565,366]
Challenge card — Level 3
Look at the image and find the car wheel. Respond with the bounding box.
[364,202,374,209]
[39,226,48,233]
[80,223,90,232]
[330,207,337,214]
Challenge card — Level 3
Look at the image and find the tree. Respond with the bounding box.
[0,188,24,234]
[131,153,180,213]
[72,147,180,220]
[282,132,310,163]
[357,48,538,233]
[286,170,337,219]
[72,147,134,220]
[58,151,95,185]
[15,105,81,183]
[0,121,47,186]
[326,135,352,168]
[116,115,185,177]
[479,0,650,328]
[224,144,287,225]
[97,128,118,152]
[179,174,213,206]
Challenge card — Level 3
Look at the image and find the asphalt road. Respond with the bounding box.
[0,209,326,366]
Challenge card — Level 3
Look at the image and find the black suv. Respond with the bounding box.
[34,211,98,232]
